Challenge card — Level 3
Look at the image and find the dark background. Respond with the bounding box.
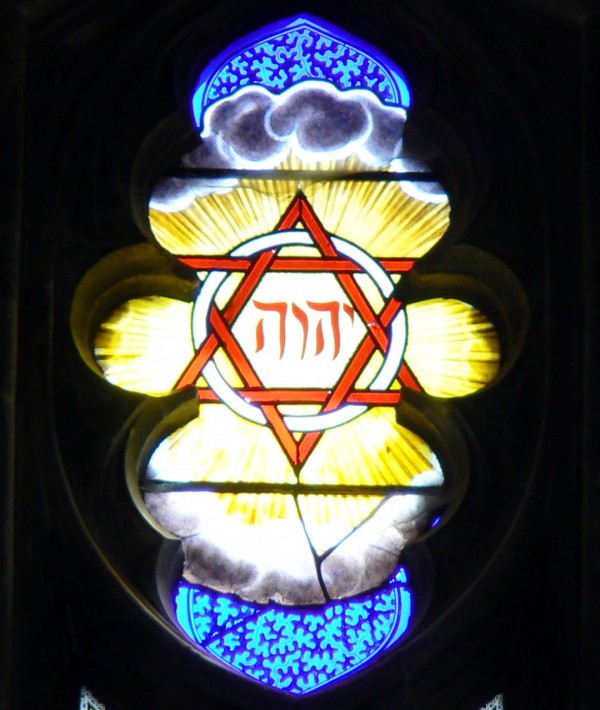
[2,0,599,708]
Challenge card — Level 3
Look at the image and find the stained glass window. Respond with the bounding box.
[72,14,516,696]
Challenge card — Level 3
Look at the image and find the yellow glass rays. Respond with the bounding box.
[147,404,297,488]
[93,296,501,401]
[94,296,194,395]
[149,155,450,258]
[145,404,440,538]
[297,407,441,553]
[405,298,501,397]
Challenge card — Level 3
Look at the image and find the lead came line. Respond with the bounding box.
[164,168,441,182]
[142,480,449,496]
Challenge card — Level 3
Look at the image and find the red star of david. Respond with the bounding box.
[175,193,422,468]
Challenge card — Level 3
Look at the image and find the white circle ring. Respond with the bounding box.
[191,230,407,433]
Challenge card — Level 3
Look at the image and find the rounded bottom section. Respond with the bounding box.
[175,566,412,695]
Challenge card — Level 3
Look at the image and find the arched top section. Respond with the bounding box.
[191,14,412,131]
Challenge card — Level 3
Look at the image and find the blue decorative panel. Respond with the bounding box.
[175,567,412,694]
[192,15,411,129]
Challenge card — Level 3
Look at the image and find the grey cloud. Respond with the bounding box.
[150,84,409,211]
[268,88,370,153]
[182,532,327,606]
[209,90,284,164]
[393,156,447,202]
[320,486,440,599]
[149,136,237,212]
[144,470,443,604]
[149,176,196,212]
[145,490,326,605]
[207,85,407,167]
[362,102,406,165]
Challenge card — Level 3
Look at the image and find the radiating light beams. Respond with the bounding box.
[149,155,449,258]
[405,299,500,397]
[94,296,194,395]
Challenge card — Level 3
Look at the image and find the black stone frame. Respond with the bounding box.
[2,1,599,708]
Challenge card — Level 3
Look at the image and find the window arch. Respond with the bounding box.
[22,1,579,706]
[70,13,526,698]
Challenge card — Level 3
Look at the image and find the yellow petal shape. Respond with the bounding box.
[297,407,442,552]
[147,404,296,490]
[94,296,194,395]
[145,405,443,535]
[300,407,437,487]
[149,154,449,258]
[405,298,501,397]
[143,403,444,601]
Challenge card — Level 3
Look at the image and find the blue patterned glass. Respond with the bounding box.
[175,567,412,694]
[191,15,411,130]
